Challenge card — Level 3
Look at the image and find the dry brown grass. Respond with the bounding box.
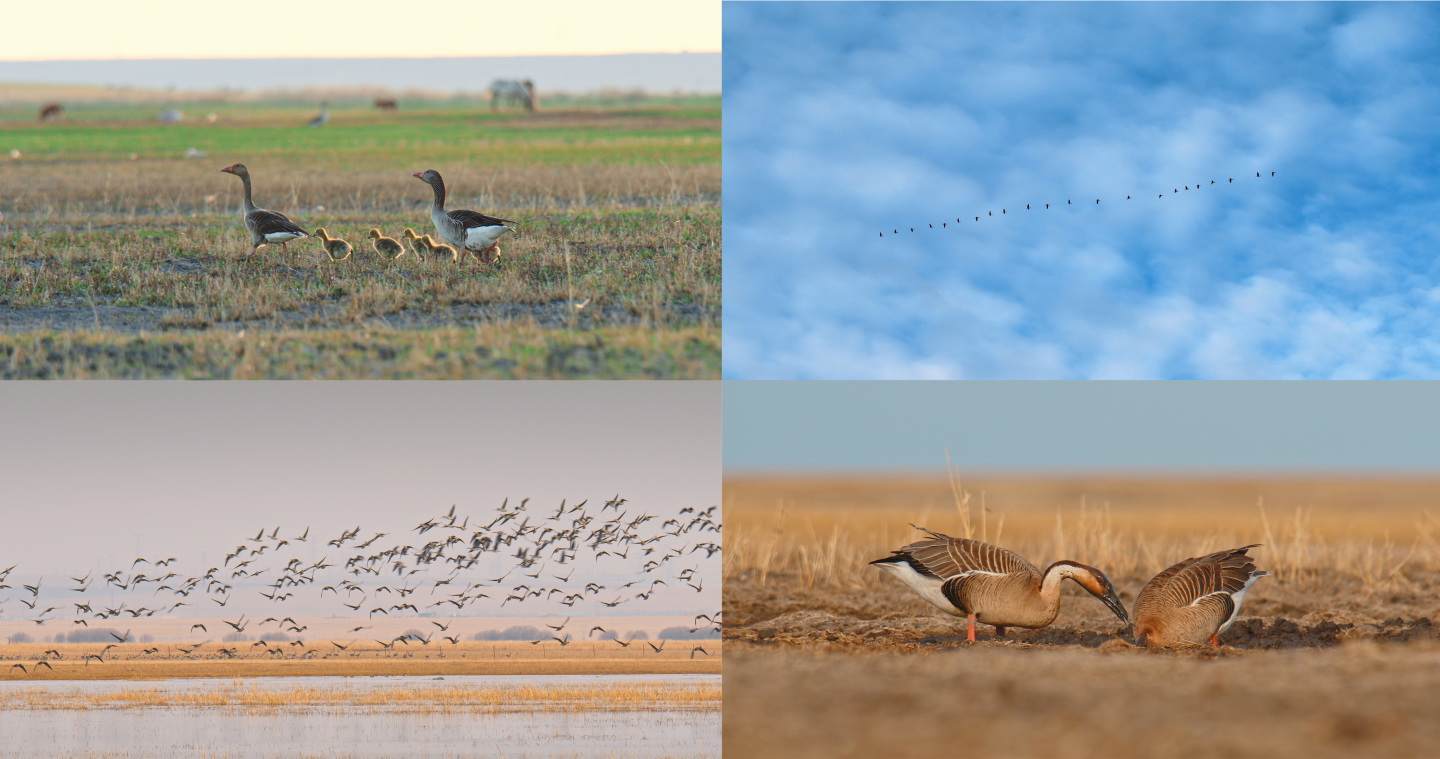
[0,680,720,712]
[723,474,1440,759]
[0,323,718,379]
[725,474,1440,609]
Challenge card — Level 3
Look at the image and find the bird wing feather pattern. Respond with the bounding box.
[893,525,1041,580]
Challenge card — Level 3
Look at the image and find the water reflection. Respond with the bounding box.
[0,674,720,758]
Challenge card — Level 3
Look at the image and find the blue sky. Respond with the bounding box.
[723,2,1440,379]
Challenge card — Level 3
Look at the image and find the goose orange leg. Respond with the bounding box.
[1209,636,1219,647]
[966,614,977,643]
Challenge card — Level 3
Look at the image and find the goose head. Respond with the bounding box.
[1049,560,1129,626]
[219,163,248,177]
[412,169,443,187]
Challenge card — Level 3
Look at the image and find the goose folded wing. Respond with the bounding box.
[1143,545,1260,608]
[448,209,515,229]
[896,527,1040,579]
[248,209,307,237]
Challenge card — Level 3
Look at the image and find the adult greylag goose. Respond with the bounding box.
[412,169,516,262]
[422,235,459,262]
[870,526,1129,642]
[367,229,405,259]
[1132,545,1268,648]
[219,163,308,258]
[307,102,329,128]
[313,228,353,261]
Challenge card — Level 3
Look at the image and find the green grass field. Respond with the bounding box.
[0,92,720,378]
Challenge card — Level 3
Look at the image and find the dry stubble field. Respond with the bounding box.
[0,87,719,378]
[723,475,1440,758]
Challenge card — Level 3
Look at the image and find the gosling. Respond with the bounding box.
[368,229,405,259]
[401,228,429,260]
[423,235,459,262]
[314,228,352,261]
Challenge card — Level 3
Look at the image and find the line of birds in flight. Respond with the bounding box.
[0,495,720,674]
[880,171,1277,237]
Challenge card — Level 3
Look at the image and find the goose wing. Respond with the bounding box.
[889,525,1041,580]
[247,208,307,237]
[1136,544,1260,613]
[448,209,515,229]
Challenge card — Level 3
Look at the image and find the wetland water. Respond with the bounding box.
[0,674,719,758]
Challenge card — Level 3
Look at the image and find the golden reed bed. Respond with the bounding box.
[0,641,720,681]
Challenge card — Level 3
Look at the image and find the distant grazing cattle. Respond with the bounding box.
[39,103,62,121]
[374,98,398,111]
[489,79,536,112]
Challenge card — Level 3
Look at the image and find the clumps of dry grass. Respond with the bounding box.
[725,476,1440,619]
[0,680,720,712]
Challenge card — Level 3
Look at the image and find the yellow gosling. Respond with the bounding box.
[367,228,405,259]
[313,228,352,261]
[401,228,429,260]
[423,235,459,263]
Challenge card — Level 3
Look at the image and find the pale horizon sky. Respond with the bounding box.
[4,1,719,61]
[725,382,1440,472]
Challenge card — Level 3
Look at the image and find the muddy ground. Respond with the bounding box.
[724,571,1440,758]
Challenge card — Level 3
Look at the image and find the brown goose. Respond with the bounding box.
[870,526,1129,642]
[219,163,308,258]
[367,229,405,259]
[412,169,516,262]
[1132,545,1269,648]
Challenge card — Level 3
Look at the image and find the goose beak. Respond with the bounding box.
[219,165,234,174]
[412,171,424,179]
[1100,583,1130,626]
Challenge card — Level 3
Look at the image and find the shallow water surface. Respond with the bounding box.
[0,674,719,758]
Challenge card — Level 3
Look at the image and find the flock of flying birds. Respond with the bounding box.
[879,171,1277,237]
[0,496,721,675]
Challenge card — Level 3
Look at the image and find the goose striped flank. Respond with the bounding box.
[1132,545,1269,648]
[870,525,1129,642]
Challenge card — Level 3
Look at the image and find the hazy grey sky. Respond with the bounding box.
[0,382,718,621]
[0,54,721,94]
[725,381,1440,471]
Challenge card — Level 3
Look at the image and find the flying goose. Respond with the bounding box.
[1132,545,1269,648]
[412,169,516,262]
[219,164,308,258]
[870,526,1129,642]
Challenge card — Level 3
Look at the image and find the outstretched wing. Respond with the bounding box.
[449,209,515,229]
[889,525,1041,580]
